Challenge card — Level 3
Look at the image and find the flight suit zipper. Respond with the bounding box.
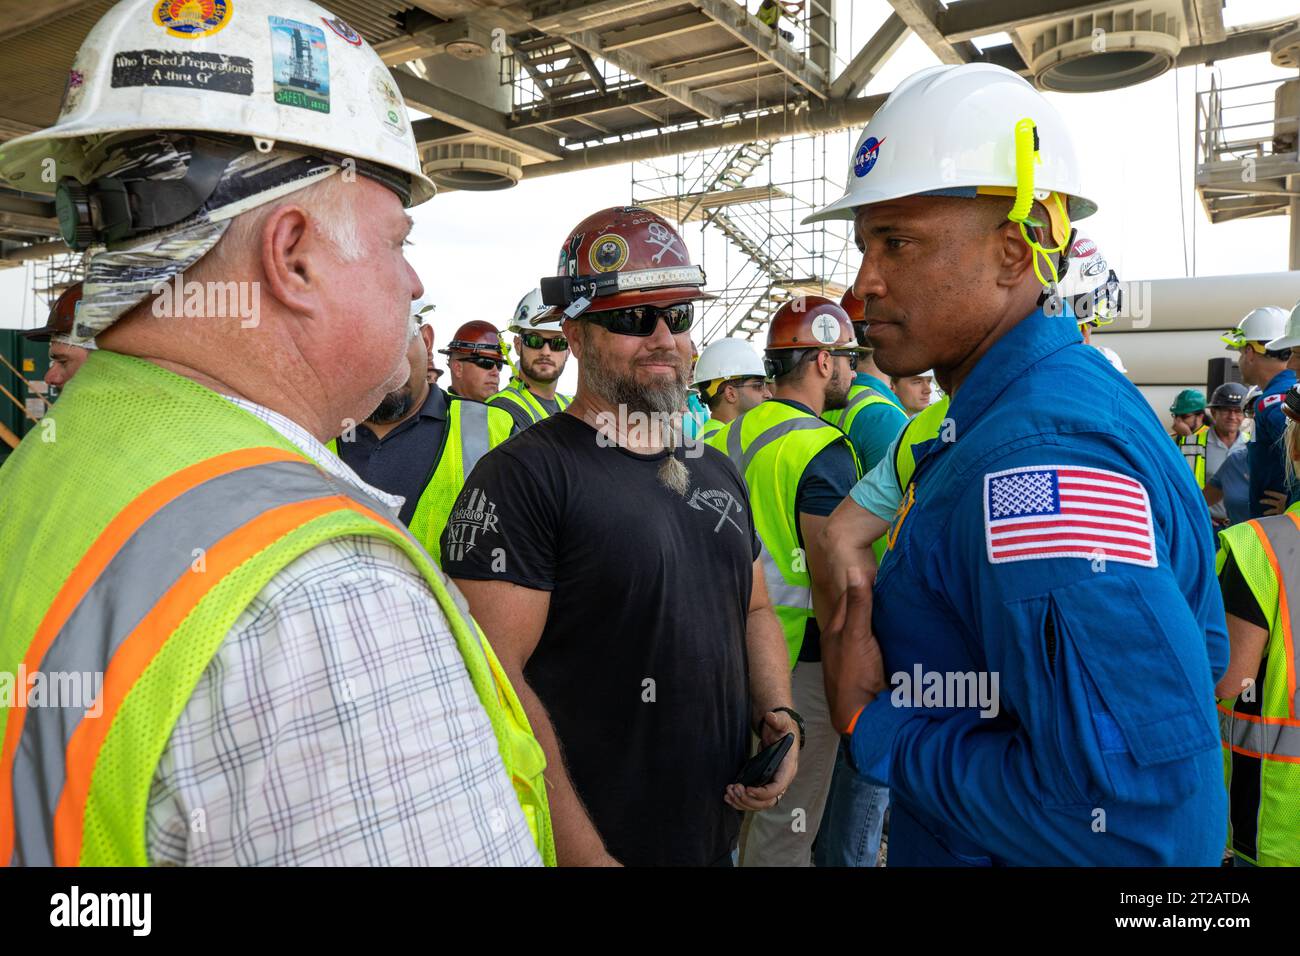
[1044,612,1057,677]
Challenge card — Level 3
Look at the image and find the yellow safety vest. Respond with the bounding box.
[328,393,513,561]
[711,401,861,664]
[488,379,571,428]
[893,396,952,494]
[1215,510,1300,866]
[0,351,554,866]
[1178,425,1210,489]
[700,417,726,441]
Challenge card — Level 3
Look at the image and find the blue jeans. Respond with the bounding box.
[814,740,890,867]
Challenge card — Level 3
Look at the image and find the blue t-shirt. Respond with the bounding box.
[844,372,908,472]
[1248,368,1296,517]
[1209,444,1251,527]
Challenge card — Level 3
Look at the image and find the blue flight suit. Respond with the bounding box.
[850,310,1229,866]
[1247,368,1296,518]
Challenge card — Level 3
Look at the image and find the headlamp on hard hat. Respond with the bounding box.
[541,266,707,318]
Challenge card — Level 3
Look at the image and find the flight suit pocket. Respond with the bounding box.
[1047,573,1219,808]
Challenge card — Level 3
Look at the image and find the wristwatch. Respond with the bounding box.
[770,706,805,750]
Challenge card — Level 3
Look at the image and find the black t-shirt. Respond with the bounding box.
[1219,550,1267,629]
[440,412,761,866]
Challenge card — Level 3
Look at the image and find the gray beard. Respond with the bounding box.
[582,338,687,416]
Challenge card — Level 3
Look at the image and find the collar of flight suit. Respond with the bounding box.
[946,309,1082,436]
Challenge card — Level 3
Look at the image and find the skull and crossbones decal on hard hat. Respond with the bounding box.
[645,221,685,265]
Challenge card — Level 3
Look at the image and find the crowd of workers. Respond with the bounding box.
[0,0,1295,868]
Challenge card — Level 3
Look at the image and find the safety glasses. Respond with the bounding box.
[827,348,861,371]
[519,332,568,352]
[456,356,504,371]
[586,303,693,336]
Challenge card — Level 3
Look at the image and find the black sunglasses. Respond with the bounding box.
[586,303,693,337]
[826,349,860,371]
[520,332,568,352]
[456,356,504,371]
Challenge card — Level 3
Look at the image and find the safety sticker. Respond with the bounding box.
[153,0,232,40]
[112,49,253,95]
[589,234,628,273]
[59,58,91,115]
[321,15,362,46]
[269,16,330,113]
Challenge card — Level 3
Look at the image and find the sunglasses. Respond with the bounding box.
[827,349,860,371]
[456,356,504,371]
[520,332,568,352]
[586,303,693,336]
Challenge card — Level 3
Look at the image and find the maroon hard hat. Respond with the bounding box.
[438,320,506,364]
[23,282,83,343]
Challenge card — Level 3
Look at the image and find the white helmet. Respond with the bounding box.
[1060,232,1121,326]
[1221,306,1290,352]
[1094,345,1127,375]
[1265,300,1300,352]
[692,338,768,389]
[509,288,563,333]
[805,64,1096,232]
[0,0,434,205]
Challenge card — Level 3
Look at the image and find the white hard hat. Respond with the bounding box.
[692,337,767,388]
[1221,306,1290,351]
[1060,232,1121,326]
[1094,345,1127,375]
[805,64,1096,229]
[1266,300,1300,351]
[510,288,563,333]
[0,0,434,205]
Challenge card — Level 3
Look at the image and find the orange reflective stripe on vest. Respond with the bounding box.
[0,446,304,865]
[2,449,417,866]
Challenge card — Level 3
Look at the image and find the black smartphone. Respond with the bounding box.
[733,733,794,788]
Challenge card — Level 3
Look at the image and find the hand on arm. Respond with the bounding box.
[725,564,798,812]
[819,495,885,604]
[453,577,620,866]
[819,568,886,734]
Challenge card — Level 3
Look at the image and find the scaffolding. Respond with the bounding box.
[631,128,855,345]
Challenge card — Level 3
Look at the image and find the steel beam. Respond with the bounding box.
[886,0,979,65]
[510,85,669,128]
[523,94,887,180]
[687,0,829,98]
[392,69,565,161]
[830,13,909,99]
[937,0,1117,43]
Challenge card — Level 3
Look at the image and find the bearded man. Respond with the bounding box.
[441,207,797,867]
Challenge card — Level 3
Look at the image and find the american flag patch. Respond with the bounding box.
[983,465,1157,567]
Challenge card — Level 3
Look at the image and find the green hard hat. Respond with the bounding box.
[1169,389,1207,415]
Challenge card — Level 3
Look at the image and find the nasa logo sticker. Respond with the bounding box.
[321,15,363,46]
[853,136,885,177]
[153,0,232,40]
[589,234,628,273]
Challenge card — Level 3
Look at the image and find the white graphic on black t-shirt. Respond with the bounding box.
[688,487,743,535]
[446,487,499,561]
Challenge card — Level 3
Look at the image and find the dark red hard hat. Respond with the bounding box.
[839,288,865,325]
[23,282,83,343]
[766,295,857,352]
[545,206,714,314]
[439,320,506,363]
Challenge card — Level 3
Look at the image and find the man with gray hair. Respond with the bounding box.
[0,0,552,867]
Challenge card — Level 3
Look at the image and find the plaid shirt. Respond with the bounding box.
[144,396,540,866]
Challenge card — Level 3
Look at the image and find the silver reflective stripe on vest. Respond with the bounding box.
[758,539,811,611]
[10,458,368,866]
[1181,445,1206,458]
[457,400,492,477]
[726,412,833,477]
[1220,709,1300,759]
[836,386,885,430]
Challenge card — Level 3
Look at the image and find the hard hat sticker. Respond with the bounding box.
[153,0,232,40]
[111,49,254,95]
[853,136,885,177]
[370,66,406,137]
[269,16,330,114]
[810,313,841,344]
[589,234,628,273]
[321,15,362,46]
[645,221,684,265]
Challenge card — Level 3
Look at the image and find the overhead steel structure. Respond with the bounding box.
[0,0,1295,276]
